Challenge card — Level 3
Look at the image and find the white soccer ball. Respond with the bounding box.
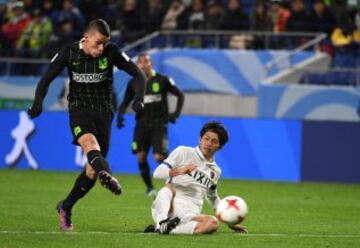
[216,195,248,225]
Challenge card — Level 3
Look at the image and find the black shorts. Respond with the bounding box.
[132,125,168,156]
[69,107,113,157]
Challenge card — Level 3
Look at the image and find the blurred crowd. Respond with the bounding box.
[0,0,359,59]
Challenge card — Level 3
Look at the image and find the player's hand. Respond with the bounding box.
[131,100,144,114]
[181,163,196,174]
[228,223,248,233]
[116,115,125,129]
[168,113,178,124]
[27,103,42,119]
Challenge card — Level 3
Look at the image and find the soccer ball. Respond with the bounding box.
[216,195,248,225]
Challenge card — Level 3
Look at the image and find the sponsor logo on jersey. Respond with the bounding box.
[99,57,108,70]
[72,72,107,83]
[143,94,162,104]
[188,169,215,189]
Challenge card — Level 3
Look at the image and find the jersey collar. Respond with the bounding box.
[79,38,84,50]
[195,146,216,163]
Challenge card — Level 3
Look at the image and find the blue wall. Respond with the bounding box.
[301,121,360,183]
[2,110,359,183]
[0,110,302,182]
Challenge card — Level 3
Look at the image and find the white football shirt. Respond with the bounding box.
[162,146,221,210]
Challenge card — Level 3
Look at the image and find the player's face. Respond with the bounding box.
[83,31,109,58]
[137,55,152,76]
[199,131,221,160]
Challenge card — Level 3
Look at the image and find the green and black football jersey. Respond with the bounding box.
[33,40,145,112]
[119,70,183,127]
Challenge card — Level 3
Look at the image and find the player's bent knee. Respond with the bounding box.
[137,151,147,163]
[154,153,165,163]
[78,133,100,153]
[86,164,97,180]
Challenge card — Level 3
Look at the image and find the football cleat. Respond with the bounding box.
[143,224,156,233]
[56,201,73,231]
[158,217,180,234]
[98,170,123,195]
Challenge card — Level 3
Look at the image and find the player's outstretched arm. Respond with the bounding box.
[28,49,67,119]
[153,163,196,180]
[116,80,135,128]
[167,78,184,124]
[112,47,146,113]
[169,163,196,177]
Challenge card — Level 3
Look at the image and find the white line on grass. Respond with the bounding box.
[0,230,360,238]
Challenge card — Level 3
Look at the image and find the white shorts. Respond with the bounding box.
[151,193,202,224]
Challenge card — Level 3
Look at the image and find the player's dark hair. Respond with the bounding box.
[137,52,151,60]
[86,19,110,38]
[200,121,229,148]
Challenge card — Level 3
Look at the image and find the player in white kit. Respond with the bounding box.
[144,121,247,234]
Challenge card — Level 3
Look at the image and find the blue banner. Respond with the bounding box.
[0,110,302,182]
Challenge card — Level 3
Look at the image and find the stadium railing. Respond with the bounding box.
[0,30,326,76]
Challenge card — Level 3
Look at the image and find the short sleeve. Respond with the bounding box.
[163,146,186,169]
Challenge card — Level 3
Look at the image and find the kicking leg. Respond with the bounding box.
[79,133,122,195]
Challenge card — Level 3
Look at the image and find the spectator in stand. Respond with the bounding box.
[118,0,144,44]
[331,14,357,47]
[1,1,31,56]
[142,0,167,34]
[268,0,291,33]
[286,0,310,32]
[219,0,250,49]
[79,0,103,25]
[204,0,224,30]
[16,8,53,58]
[308,0,336,36]
[286,0,311,47]
[161,0,188,30]
[250,0,271,49]
[329,0,349,24]
[219,0,249,31]
[250,0,271,31]
[58,0,85,33]
[0,0,7,26]
[187,0,206,30]
[47,18,80,57]
[102,0,120,30]
[41,0,60,27]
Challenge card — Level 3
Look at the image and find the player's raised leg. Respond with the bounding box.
[79,133,122,195]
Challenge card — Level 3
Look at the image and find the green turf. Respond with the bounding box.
[0,169,359,248]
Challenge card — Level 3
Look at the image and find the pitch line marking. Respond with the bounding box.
[0,230,360,238]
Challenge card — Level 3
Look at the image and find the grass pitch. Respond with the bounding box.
[0,169,360,248]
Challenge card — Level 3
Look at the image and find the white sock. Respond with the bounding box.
[153,187,173,228]
[170,221,197,235]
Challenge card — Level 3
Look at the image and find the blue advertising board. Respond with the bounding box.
[0,110,302,182]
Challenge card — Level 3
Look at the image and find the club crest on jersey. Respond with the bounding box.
[99,57,108,70]
[152,82,160,93]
